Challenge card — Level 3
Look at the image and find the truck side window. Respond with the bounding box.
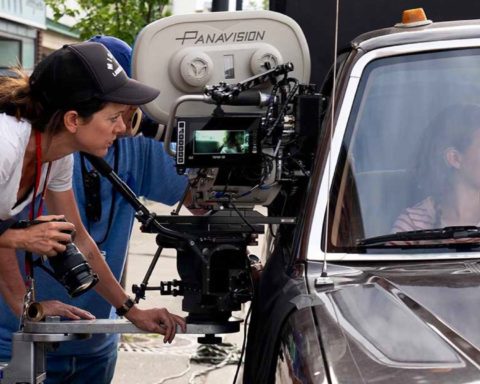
[327,48,480,252]
[393,104,480,234]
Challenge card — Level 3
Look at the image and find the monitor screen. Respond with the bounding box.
[193,130,249,155]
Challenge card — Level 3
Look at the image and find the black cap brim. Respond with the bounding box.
[100,78,160,105]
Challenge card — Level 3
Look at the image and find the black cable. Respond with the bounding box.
[81,140,119,245]
[222,169,233,196]
[262,78,299,142]
[233,304,252,384]
[228,200,256,233]
[171,184,189,216]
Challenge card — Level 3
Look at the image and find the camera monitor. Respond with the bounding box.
[177,114,261,168]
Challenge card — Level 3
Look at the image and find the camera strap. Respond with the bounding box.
[80,140,119,245]
[24,131,52,286]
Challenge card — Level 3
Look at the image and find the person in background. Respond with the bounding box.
[0,39,186,384]
[393,104,480,237]
[220,131,243,154]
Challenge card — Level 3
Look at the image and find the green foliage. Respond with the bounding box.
[45,0,171,46]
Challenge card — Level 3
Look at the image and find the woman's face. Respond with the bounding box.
[454,128,480,189]
[76,102,127,156]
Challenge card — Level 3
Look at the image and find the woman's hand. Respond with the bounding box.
[10,215,76,256]
[125,306,186,343]
[40,300,95,320]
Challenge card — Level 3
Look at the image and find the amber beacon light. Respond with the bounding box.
[396,8,432,28]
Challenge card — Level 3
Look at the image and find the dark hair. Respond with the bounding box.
[0,68,105,137]
[223,131,243,152]
[417,103,480,201]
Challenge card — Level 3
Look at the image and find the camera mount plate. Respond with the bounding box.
[1,318,241,384]
[22,318,241,335]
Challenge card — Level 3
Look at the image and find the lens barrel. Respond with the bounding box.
[48,243,99,297]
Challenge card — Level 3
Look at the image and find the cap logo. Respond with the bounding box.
[106,51,124,77]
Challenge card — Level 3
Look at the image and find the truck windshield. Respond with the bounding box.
[327,48,480,252]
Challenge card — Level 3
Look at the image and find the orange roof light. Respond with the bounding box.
[395,8,432,28]
[402,8,427,24]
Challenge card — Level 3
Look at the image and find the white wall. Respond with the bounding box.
[172,0,213,14]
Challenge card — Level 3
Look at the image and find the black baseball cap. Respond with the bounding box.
[30,42,159,108]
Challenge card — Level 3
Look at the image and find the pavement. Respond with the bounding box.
[112,200,261,384]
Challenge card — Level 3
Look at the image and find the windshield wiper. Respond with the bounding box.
[357,226,480,247]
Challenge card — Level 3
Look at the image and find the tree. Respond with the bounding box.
[46,0,171,46]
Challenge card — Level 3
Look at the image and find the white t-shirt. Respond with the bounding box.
[0,113,73,220]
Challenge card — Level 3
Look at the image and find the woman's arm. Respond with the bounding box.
[0,247,27,316]
[0,218,75,256]
[0,246,94,319]
[45,188,185,342]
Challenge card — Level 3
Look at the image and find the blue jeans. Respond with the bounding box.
[45,347,117,384]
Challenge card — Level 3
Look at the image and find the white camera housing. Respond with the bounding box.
[132,10,311,124]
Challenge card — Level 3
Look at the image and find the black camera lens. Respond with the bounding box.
[48,243,99,297]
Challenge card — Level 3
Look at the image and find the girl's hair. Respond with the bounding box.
[0,68,106,136]
[223,131,242,152]
[417,103,480,201]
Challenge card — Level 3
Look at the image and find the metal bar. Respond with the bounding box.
[23,318,241,335]
[149,215,296,225]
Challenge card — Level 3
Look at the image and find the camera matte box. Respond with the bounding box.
[132,10,311,125]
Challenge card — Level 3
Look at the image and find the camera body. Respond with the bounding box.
[128,10,316,328]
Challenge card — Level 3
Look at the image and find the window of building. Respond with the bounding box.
[0,38,21,68]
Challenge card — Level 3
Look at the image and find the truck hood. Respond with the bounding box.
[309,261,480,383]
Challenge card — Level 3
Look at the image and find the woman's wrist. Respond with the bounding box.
[124,304,140,321]
[0,228,24,249]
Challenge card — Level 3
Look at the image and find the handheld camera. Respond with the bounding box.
[16,218,98,297]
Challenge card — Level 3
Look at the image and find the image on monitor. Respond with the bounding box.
[194,130,249,155]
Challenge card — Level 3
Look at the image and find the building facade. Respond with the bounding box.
[0,0,46,73]
[41,17,79,59]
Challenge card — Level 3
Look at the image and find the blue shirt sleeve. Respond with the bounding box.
[117,136,188,205]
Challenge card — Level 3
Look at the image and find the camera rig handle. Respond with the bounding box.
[81,153,207,266]
[164,62,294,157]
[204,62,294,103]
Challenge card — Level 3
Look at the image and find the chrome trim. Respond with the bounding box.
[352,38,480,79]
[309,253,480,262]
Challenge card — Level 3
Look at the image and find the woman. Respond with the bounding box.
[0,42,185,341]
[393,103,480,234]
[220,131,243,154]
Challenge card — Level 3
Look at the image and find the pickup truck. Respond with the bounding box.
[244,8,480,384]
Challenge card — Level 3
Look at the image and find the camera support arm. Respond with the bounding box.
[204,62,294,104]
[81,153,207,264]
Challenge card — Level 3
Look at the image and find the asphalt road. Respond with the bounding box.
[112,201,259,384]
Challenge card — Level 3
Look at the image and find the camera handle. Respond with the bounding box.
[81,153,203,248]
[165,94,209,157]
[81,153,208,303]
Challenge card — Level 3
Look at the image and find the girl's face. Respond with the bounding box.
[452,128,480,190]
[76,102,127,156]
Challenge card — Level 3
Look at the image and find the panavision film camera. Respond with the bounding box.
[90,10,320,341]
